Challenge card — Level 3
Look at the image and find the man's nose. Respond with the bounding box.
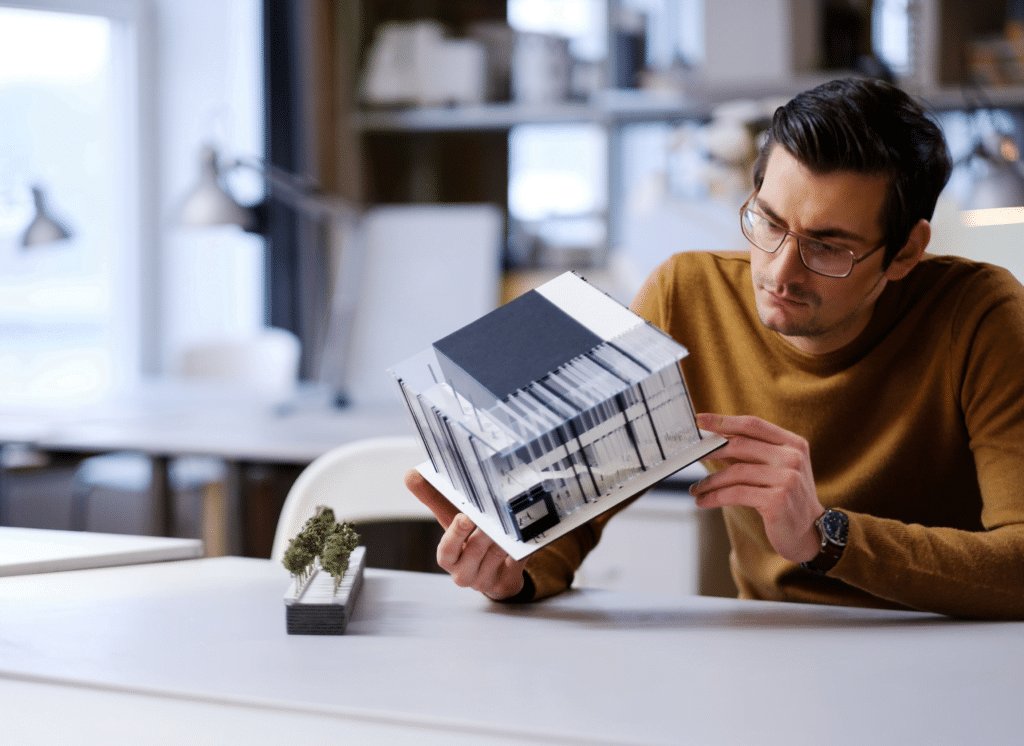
[768,234,808,284]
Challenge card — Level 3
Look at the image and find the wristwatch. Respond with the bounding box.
[801,509,849,575]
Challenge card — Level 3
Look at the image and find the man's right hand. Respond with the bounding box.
[404,469,528,600]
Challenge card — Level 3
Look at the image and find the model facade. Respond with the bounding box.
[390,272,724,559]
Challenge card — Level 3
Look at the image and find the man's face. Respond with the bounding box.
[748,146,893,355]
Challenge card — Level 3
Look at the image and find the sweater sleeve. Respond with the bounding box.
[521,493,643,601]
[832,513,1024,619]
[830,268,1024,619]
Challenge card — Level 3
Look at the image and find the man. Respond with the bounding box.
[405,77,1024,619]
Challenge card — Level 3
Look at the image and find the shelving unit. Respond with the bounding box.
[350,0,1024,275]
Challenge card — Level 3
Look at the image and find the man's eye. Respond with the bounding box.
[804,240,845,256]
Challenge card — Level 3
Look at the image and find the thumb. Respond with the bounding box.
[404,468,459,529]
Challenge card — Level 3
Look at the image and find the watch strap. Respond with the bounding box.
[800,538,844,575]
[801,510,848,575]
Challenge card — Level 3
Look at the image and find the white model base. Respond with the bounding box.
[417,432,726,560]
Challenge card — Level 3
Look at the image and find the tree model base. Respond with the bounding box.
[283,545,366,635]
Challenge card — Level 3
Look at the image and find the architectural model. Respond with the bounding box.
[389,271,726,560]
[282,507,365,635]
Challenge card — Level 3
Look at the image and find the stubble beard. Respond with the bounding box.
[752,270,889,345]
[753,273,825,338]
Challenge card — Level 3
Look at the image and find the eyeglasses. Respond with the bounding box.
[739,195,886,278]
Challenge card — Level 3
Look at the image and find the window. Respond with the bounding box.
[506,0,607,267]
[872,0,912,77]
[0,3,138,406]
[508,123,608,267]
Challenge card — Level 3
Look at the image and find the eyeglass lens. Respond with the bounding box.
[741,209,854,278]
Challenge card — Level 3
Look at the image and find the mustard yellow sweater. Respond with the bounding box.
[523,251,1024,619]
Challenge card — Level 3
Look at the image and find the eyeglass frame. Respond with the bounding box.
[739,193,887,279]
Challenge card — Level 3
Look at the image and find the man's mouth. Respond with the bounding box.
[764,289,806,306]
[759,284,812,308]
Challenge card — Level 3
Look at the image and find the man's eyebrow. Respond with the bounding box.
[754,196,870,244]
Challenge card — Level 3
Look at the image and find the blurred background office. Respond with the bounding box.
[4,1,1024,586]
[5,0,1024,408]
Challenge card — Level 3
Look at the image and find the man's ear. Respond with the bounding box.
[885,218,930,281]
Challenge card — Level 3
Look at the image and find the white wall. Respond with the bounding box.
[151,0,264,373]
[702,0,793,83]
[928,198,1024,284]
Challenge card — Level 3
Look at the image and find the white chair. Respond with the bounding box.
[270,435,433,564]
[177,327,300,398]
[70,328,301,543]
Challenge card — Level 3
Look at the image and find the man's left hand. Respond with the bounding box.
[689,413,825,564]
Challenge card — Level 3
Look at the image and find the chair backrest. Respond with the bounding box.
[270,435,433,562]
[178,327,301,398]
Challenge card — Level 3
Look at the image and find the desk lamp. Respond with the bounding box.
[178,144,362,407]
[21,185,73,246]
[178,144,356,233]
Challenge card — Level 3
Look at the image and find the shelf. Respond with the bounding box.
[354,81,1024,136]
[920,85,1024,111]
[353,98,718,132]
[350,74,1024,135]
[355,102,610,132]
[353,77,845,133]
[348,0,1024,271]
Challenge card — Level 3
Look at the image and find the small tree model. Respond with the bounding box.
[282,506,360,593]
[321,525,360,590]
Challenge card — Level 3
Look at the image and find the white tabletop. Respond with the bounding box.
[1,557,1020,746]
[1,383,411,464]
[0,383,413,545]
[0,527,203,576]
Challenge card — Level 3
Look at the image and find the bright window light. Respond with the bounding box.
[507,0,592,36]
[509,124,607,221]
[873,0,911,76]
[0,7,109,83]
[0,6,124,406]
[507,0,605,61]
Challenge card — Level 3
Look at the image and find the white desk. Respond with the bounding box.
[0,527,203,576]
[28,385,410,463]
[0,383,412,552]
[1,557,1020,746]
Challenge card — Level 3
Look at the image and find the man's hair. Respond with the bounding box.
[752,77,952,266]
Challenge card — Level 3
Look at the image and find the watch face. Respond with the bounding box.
[822,511,849,546]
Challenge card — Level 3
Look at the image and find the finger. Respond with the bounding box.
[696,413,798,447]
[447,524,507,590]
[454,523,504,578]
[462,539,509,590]
[691,479,780,511]
[691,482,743,509]
[505,553,529,575]
[690,462,778,496]
[703,436,804,470]
[483,555,530,600]
[404,469,459,529]
[477,541,511,581]
[436,513,478,570]
[691,465,793,512]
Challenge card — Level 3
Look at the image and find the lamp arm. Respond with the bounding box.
[221,155,366,405]
[226,156,359,224]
